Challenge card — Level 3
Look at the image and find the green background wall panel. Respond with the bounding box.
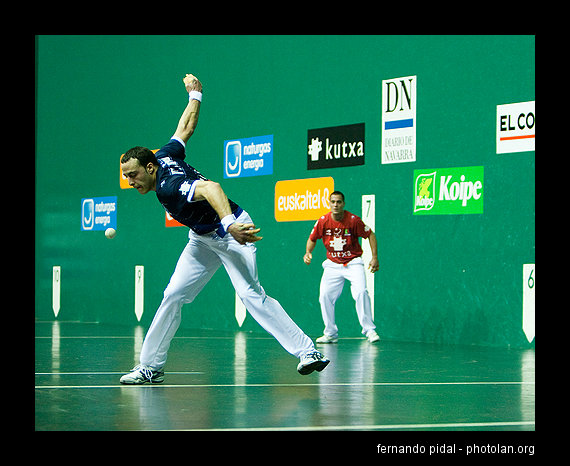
[36,35,534,347]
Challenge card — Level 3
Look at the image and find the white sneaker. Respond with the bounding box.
[366,330,380,343]
[119,364,165,384]
[297,351,330,375]
[316,334,338,344]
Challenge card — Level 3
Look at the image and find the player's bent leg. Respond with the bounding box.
[352,288,375,334]
[318,261,345,340]
[140,239,221,370]
[348,262,377,340]
[230,267,329,374]
[120,238,221,383]
[223,245,313,358]
[218,213,329,373]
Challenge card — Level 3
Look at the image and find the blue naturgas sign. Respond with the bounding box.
[223,134,273,178]
[81,196,117,231]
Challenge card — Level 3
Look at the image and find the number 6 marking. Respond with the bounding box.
[528,269,534,289]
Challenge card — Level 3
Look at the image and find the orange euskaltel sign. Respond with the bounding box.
[274,177,334,222]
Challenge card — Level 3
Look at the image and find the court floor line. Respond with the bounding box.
[171,421,535,431]
[35,335,366,340]
[35,372,204,375]
[35,381,535,389]
[34,336,257,339]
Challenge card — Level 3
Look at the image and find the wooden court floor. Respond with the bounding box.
[35,321,535,431]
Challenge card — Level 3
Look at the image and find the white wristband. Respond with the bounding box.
[220,214,236,232]
[189,91,202,102]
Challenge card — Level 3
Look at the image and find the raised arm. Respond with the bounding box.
[173,74,203,144]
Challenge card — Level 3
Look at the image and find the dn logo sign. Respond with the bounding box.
[382,75,417,164]
[385,77,414,115]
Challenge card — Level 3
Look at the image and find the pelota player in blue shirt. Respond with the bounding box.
[119,74,329,384]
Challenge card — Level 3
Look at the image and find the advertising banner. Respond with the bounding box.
[223,134,273,178]
[413,166,484,215]
[275,177,334,222]
[81,196,118,230]
[382,75,417,164]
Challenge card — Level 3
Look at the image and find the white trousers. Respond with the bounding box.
[140,210,315,370]
[319,258,376,338]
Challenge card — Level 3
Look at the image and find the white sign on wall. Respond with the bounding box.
[382,75,417,164]
[497,101,535,154]
[522,264,535,343]
[362,195,375,319]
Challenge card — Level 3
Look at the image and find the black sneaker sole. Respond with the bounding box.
[298,359,330,375]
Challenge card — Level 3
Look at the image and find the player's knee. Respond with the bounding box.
[163,282,190,304]
[237,285,265,307]
[319,292,336,305]
[352,288,369,302]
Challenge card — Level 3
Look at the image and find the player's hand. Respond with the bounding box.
[368,257,379,273]
[303,252,312,265]
[183,74,202,93]
[228,223,262,245]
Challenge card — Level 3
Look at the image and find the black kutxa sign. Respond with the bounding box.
[307,123,365,170]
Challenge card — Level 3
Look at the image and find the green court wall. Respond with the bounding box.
[35,35,535,348]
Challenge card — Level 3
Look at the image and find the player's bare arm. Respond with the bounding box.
[192,180,262,245]
[173,74,203,144]
[367,231,379,273]
[304,238,317,265]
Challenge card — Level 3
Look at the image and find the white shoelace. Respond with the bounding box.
[132,364,154,382]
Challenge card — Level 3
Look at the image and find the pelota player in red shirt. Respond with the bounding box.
[304,191,380,344]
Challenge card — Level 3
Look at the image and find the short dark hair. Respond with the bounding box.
[330,190,345,202]
[121,146,157,167]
